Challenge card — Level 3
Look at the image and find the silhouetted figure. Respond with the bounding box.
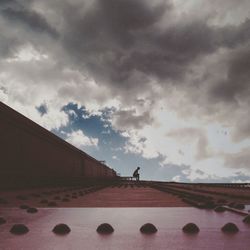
[133,167,140,181]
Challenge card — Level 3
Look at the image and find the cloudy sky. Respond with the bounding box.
[1,0,250,182]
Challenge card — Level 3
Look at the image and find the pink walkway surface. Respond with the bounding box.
[0,207,249,250]
[0,186,189,207]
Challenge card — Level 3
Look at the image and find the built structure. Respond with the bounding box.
[0,101,116,189]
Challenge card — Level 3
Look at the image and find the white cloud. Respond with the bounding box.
[66,129,98,149]
[6,44,49,62]
[232,179,250,183]
[172,175,181,182]
[35,107,69,130]
[68,109,78,119]
[118,99,250,179]
[0,87,8,103]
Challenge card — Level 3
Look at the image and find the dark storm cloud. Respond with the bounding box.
[1,5,58,38]
[113,109,153,130]
[63,0,168,50]
[0,33,21,58]
[60,0,171,92]
[47,0,250,119]
[1,0,250,94]
[99,18,250,84]
[1,0,250,139]
[209,44,250,103]
[61,0,178,83]
[0,0,58,59]
[220,18,250,48]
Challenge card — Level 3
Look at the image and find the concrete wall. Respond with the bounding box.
[0,102,116,188]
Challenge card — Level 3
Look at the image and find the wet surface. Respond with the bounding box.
[0,207,250,250]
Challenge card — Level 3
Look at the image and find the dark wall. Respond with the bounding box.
[0,102,116,188]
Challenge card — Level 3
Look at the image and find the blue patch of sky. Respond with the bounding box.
[51,103,127,172]
[36,103,48,116]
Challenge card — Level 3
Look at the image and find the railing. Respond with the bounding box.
[120,176,137,181]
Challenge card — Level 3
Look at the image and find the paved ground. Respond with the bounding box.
[67,186,188,207]
[0,185,188,207]
[1,182,250,208]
